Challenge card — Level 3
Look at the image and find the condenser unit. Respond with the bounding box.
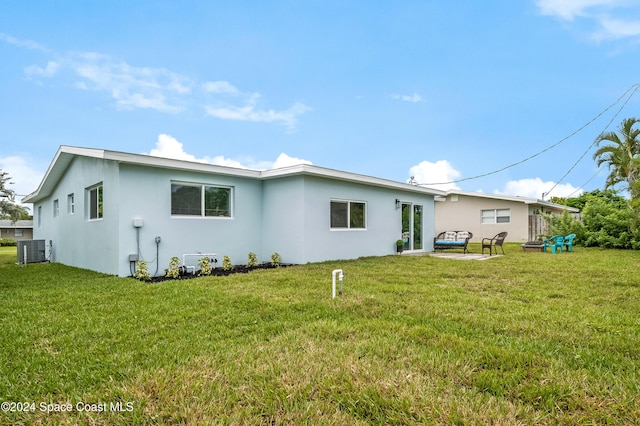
[17,240,46,264]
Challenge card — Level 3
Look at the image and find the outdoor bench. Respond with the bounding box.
[433,231,473,254]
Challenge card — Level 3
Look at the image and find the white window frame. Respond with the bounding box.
[68,193,75,214]
[330,199,367,230]
[53,199,59,218]
[481,208,511,224]
[15,229,23,237]
[170,181,233,219]
[87,183,104,221]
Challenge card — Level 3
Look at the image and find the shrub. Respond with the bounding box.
[271,252,281,267]
[133,260,151,281]
[247,252,258,268]
[198,257,212,276]
[165,256,181,279]
[0,238,17,247]
[545,210,585,243]
[222,255,233,271]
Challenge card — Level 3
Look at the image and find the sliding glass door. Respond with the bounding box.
[401,203,423,252]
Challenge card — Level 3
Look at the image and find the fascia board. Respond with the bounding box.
[261,164,447,196]
[446,189,579,212]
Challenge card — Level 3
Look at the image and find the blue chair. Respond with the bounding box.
[543,235,564,254]
[563,234,576,252]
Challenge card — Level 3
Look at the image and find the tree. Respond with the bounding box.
[0,170,30,222]
[592,117,640,198]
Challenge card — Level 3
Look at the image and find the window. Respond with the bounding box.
[87,184,103,220]
[68,193,75,214]
[53,199,59,218]
[330,200,366,229]
[171,183,231,217]
[15,229,23,237]
[481,208,510,224]
[37,206,42,227]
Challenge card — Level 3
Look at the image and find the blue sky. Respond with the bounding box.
[2,0,640,211]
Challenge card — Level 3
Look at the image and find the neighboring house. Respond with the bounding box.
[435,190,579,243]
[23,146,445,277]
[0,220,33,242]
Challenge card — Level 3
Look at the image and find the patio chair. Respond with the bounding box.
[543,235,564,254]
[481,231,508,255]
[563,233,576,252]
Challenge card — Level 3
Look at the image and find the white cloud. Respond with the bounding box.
[0,32,50,53]
[1,155,45,211]
[205,94,310,133]
[202,81,239,94]
[495,177,583,199]
[535,0,640,41]
[595,16,640,40]
[408,160,461,191]
[70,52,189,113]
[535,0,620,20]
[25,61,60,77]
[272,153,313,169]
[392,93,423,103]
[2,34,309,131]
[147,134,312,170]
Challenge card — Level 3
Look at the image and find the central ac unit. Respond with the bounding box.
[17,240,46,264]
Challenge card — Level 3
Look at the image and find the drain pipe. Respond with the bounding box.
[332,269,344,299]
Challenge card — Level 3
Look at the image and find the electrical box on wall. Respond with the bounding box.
[132,218,144,228]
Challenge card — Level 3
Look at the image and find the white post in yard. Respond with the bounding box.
[332,269,344,299]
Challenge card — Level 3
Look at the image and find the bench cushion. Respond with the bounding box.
[443,231,457,241]
[456,231,469,242]
[435,240,465,246]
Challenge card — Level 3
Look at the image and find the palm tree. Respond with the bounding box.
[593,117,640,197]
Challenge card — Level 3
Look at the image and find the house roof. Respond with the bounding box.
[440,189,580,212]
[22,146,446,204]
[0,220,33,228]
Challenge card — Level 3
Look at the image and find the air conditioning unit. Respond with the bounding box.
[17,240,46,264]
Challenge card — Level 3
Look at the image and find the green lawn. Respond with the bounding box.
[1,244,639,424]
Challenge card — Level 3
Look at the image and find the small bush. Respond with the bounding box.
[198,257,212,276]
[165,256,181,279]
[133,260,151,281]
[0,238,17,247]
[222,255,233,271]
[271,252,281,267]
[247,252,258,268]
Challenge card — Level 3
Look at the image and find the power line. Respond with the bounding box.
[419,82,640,186]
[543,83,639,198]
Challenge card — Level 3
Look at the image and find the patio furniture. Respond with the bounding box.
[434,231,473,254]
[482,231,508,255]
[543,235,564,254]
[563,233,576,252]
[521,240,544,252]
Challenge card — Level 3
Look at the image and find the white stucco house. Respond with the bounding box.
[23,146,445,277]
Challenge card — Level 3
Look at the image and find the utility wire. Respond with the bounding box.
[419,82,640,186]
[543,83,639,198]
[565,167,603,198]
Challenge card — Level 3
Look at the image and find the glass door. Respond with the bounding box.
[401,203,423,252]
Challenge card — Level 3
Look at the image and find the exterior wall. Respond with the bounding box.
[261,176,306,264]
[32,157,121,274]
[263,175,436,264]
[31,154,439,276]
[116,164,264,277]
[435,194,530,242]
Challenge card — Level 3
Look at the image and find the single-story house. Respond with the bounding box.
[0,220,33,242]
[23,146,445,277]
[435,189,580,242]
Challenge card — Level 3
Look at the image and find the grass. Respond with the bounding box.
[0,243,639,424]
